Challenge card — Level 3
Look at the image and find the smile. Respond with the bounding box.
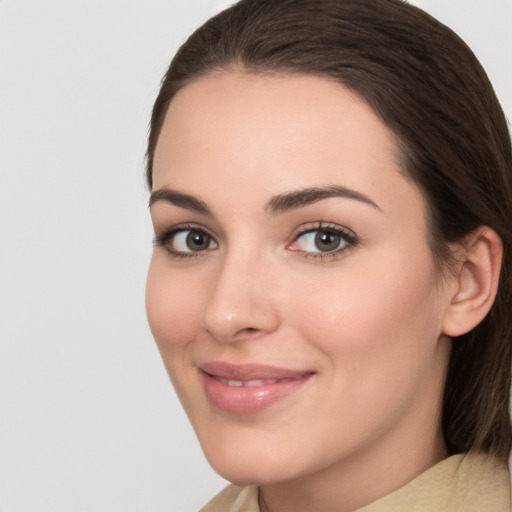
[200,362,315,414]
[216,376,306,387]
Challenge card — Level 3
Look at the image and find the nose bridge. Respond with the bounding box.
[201,242,279,342]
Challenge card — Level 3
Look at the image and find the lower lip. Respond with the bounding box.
[202,372,313,415]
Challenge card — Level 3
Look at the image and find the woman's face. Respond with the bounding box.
[146,73,454,486]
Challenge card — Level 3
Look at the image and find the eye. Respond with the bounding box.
[154,225,218,258]
[296,230,345,252]
[172,229,216,252]
[288,223,357,257]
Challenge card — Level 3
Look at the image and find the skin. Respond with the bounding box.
[146,73,458,512]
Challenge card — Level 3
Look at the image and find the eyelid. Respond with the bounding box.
[287,222,358,260]
[153,222,206,245]
[153,223,218,259]
[153,221,358,261]
[289,221,357,243]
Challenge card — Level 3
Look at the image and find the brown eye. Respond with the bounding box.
[293,229,348,253]
[314,231,342,252]
[170,229,218,253]
[185,231,212,251]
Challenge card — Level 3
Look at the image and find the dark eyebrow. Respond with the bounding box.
[266,185,381,214]
[149,188,212,216]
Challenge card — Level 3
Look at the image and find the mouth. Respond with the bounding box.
[199,361,316,414]
[212,375,306,387]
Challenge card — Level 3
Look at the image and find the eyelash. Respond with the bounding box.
[153,223,217,260]
[288,222,358,261]
[153,222,358,261]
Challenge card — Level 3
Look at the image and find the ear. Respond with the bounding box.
[442,226,503,337]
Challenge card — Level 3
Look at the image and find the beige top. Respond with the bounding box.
[200,453,511,512]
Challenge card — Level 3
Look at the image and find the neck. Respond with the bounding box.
[258,423,448,512]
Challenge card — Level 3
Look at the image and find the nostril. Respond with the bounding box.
[234,327,261,339]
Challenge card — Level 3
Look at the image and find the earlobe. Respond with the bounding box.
[442,227,503,337]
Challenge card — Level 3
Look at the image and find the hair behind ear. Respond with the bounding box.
[441,228,510,457]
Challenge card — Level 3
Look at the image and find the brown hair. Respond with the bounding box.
[146,0,512,458]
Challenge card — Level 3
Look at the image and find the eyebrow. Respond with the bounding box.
[149,188,212,216]
[265,185,381,214]
[149,184,381,216]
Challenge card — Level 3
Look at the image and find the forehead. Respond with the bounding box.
[152,72,423,222]
[155,72,400,166]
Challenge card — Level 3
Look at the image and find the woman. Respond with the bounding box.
[145,0,512,510]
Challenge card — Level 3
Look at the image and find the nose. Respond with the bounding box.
[201,251,280,343]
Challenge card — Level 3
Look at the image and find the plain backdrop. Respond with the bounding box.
[0,1,511,511]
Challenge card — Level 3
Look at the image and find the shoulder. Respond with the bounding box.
[199,484,259,512]
[357,452,511,512]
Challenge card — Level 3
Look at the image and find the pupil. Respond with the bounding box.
[186,231,209,251]
[314,231,340,252]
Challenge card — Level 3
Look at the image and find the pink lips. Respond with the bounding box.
[200,361,315,414]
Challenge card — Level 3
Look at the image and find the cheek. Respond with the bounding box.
[145,255,202,356]
[290,248,443,384]
[279,253,446,458]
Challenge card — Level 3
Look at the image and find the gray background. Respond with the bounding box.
[1,1,511,511]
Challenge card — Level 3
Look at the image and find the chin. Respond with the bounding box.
[202,438,301,487]
[210,460,292,487]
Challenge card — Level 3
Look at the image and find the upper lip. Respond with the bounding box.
[199,361,316,381]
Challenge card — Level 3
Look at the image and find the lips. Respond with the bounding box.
[215,376,302,387]
[200,361,315,414]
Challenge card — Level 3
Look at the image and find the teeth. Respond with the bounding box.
[245,379,277,387]
[219,378,286,387]
[227,380,243,387]
[210,372,313,388]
